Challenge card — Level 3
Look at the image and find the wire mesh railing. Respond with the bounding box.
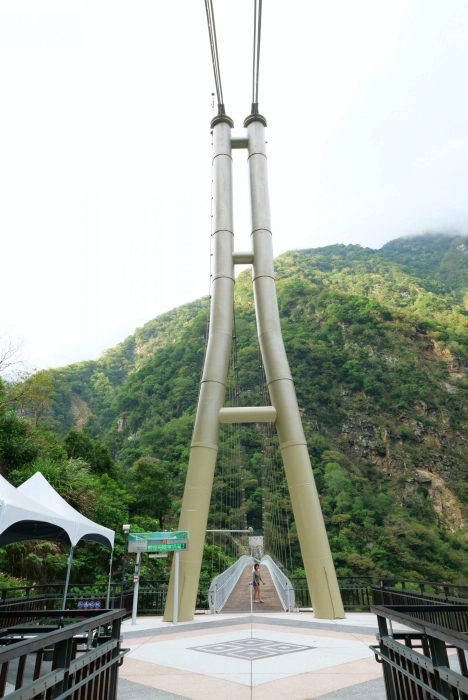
[260,555,294,611]
[209,556,254,613]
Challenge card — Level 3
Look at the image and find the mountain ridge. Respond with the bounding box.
[44,231,468,581]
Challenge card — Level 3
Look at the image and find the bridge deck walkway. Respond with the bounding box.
[221,563,284,613]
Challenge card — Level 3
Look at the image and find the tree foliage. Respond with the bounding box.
[1,232,468,586]
[64,429,118,478]
[128,457,172,527]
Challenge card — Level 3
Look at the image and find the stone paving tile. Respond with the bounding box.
[122,615,251,640]
[118,678,189,700]
[118,614,384,700]
[121,612,404,641]
[120,658,251,699]
[313,676,386,699]
[118,676,387,700]
[250,657,382,699]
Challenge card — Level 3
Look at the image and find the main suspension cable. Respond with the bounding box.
[251,0,263,114]
[204,0,226,115]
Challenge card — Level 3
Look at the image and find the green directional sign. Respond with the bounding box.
[128,531,189,553]
[147,543,187,551]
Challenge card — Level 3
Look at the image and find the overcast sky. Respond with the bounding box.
[1,0,467,371]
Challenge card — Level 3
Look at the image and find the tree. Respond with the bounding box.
[64,429,118,478]
[129,457,172,528]
[0,336,24,376]
[18,371,54,424]
[1,367,54,423]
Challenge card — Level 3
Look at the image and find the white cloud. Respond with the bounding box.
[0,0,467,369]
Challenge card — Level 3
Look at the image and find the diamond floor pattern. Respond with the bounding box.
[190,637,314,660]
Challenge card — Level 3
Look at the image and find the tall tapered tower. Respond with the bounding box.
[163,0,345,622]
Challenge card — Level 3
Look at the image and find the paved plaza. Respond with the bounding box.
[116,612,402,699]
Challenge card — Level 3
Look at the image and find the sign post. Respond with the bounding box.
[128,532,189,625]
[173,549,179,625]
[131,552,141,626]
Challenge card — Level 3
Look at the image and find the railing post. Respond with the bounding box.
[108,617,122,700]
[52,636,73,695]
[377,615,397,700]
[428,635,452,698]
[25,587,30,610]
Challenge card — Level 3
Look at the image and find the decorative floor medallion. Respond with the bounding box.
[190,637,314,660]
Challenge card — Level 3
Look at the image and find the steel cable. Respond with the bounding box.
[204,0,226,115]
[251,0,263,113]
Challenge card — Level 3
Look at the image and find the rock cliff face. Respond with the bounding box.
[47,232,468,580]
[408,470,467,534]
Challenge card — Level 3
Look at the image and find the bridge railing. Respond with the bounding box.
[260,556,295,612]
[0,608,127,699]
[208,556,254,613]
[3,576,468,619]
[370,602,468,699]
[372,584,468,608]
[291,577,468,612]
[292,576,375,611]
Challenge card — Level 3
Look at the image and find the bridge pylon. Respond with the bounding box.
[163,111,345,622]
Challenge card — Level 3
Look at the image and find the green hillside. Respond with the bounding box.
[2,232,468,585]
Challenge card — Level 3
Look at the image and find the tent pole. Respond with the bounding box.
[106,550,114,608]
[62,545,74,610]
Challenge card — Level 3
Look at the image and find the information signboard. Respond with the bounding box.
[77,600,101,610]
[128,531,189,553]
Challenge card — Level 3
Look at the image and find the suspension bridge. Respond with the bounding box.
[0,2,465,699]
[162,0,344,623]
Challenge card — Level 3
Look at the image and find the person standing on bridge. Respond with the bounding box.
[252,563,265,603]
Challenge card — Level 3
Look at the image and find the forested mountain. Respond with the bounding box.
[1,232,468,586]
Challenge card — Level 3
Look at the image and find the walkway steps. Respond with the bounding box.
[221,564,284,613]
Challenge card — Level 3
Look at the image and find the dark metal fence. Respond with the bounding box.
[0,583,122,616]
[371,602,468,700]
[0,579,212,620]
[298,579,468,612]
[376,580,468,600]
[372,585,468,614]
[292,577,375,610]
[3,577,468,618]
[0,608,127,699]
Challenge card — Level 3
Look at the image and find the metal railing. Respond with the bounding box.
[371,586,468,634]
[292,577,374,611]
[208,556,254,613]
[371,602,468,699]
[3,576,468,620]
[293,578,468,612]
[260,556,295,612]
[376,579,468,599]
[0,608,127,699]
[0,579,213,621]
[372,584,468,610]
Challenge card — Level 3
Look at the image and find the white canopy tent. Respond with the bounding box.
[0,473,74,548]
[18,472,114,550]
[18,472,115,607]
